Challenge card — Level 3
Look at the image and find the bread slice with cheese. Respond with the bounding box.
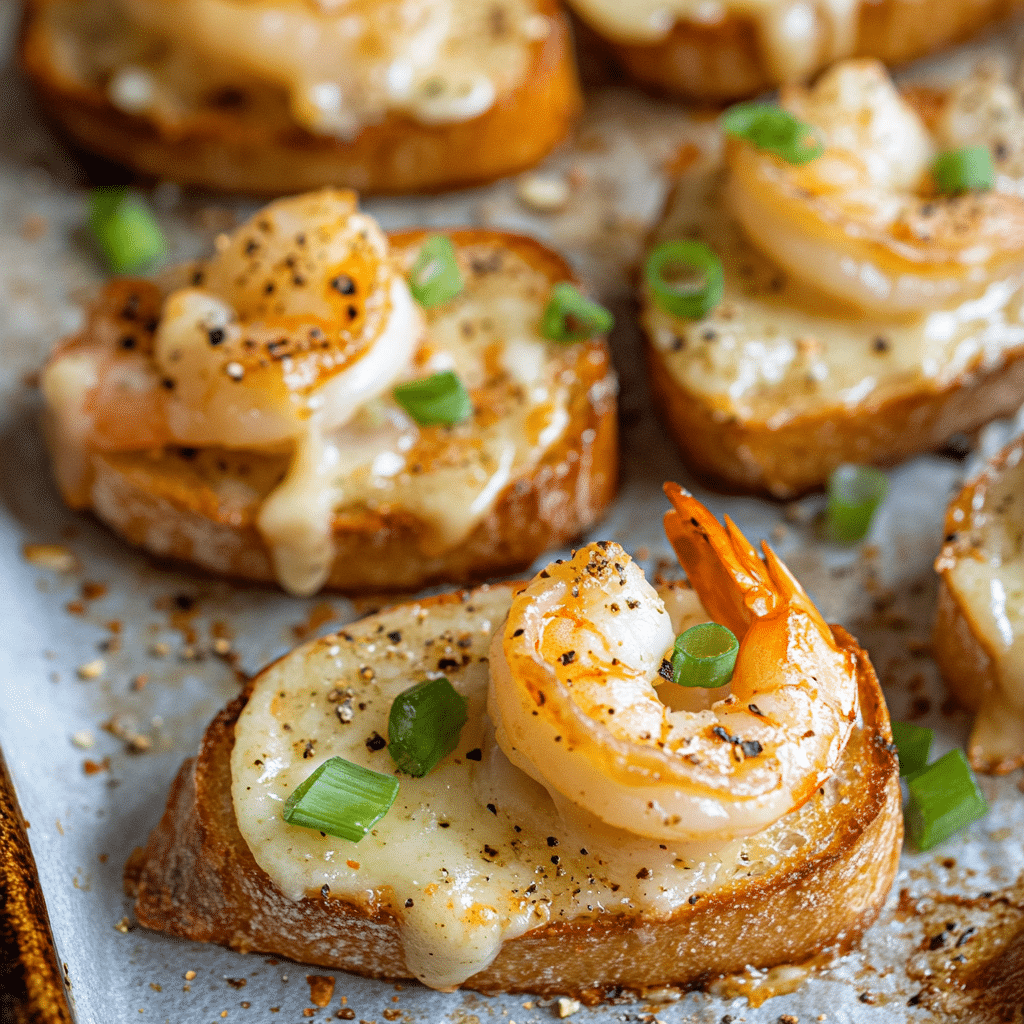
[641,61,1024,498]
[934,436,1024,775]
[126,571,902,997]
[40,190,617,596]
[19,0,580,194]
[568,0,1024,102]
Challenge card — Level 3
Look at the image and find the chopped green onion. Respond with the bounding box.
[890,720,933,777]
[906,748,987,851]
[722,103,824,165]
[388,677,469,777]
[645,240,724,320]
[282,756,399,842]
[824,464,888,544]
[89,187,167,274]
[933,146,994,195]
[671,622,739,689]
[393,370,472,426]
[408,235,463,308]
[540,282,614,343]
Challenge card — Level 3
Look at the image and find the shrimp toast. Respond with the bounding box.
[569,0,1024,102]
[19,0,579,194]
[642,60,1024,497]
[126,496,902,997]
[41,191,617,595]
[935,436,1024,774]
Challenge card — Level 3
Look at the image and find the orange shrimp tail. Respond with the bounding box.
[760,542,834,641]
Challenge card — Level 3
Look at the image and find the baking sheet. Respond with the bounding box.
[3,4,1024,1021]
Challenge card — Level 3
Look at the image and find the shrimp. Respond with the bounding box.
[488,483,858,844]
[726,59,1024,317]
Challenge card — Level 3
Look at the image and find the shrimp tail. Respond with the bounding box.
[663,482,778,636]
[760,542,834,641]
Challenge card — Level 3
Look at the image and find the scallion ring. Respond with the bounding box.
[540,282,614,343]
[393,370,472,426]
[89,186,167,274]
[408,235,463,308]
[906,748,987,851]
[824,464,888,544]
[282,756,399,842]
[670,622,739,689]
[933,145,995,195]
[645,240,724,320]
[722,103,824,165]
[890,720,932,778]
[388,677,469,777]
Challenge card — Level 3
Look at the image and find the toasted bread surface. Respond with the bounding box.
[44,228,618,593]
[19,0,580,194]
[934,437,1024,774]
[572,0,1024,102]
[127,583,902,998]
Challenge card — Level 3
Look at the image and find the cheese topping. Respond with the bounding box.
[566,0,858,82]
[230,582,859,989]
[44,0,544,138]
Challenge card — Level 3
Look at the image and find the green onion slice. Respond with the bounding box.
[906,748,988,851]
[89,187,167,274]
[393,370,472,426]
[933,146,995,195]
[890,720,933,778]
[540,282,614,343]
[722,103,824,165]
[645,240,724,320]
[824,464,888,544]
[282,756,399,842]
[388,677,469,777]
[408,235,463,308]
[671,622,739,689]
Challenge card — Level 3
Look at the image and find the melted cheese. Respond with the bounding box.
[230,582,855,990]
[566,0,858,82]
[45,0,544,138]
[643,170,1024,426]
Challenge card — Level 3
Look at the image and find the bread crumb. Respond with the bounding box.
[306,976,335,1008]
[114,917,131,933]
[150,642,170,658]
[77,659,105,680]
[131,674,149,691]
[71,730,94,749]
[556,997,581,1017]
[149,983,161,992]
[213,637,233,656]
[23,543,77,572]
[516,172,569,213]
[184,971,196,980]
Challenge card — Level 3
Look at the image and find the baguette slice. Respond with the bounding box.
[126,579,902,999]
[42,223,617,594]
[19,0,580,195]
[641,65,1024,498]
[569,0,1024,102]
[934,436,1024,774]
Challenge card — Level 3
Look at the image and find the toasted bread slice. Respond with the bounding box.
[641,64,1024,498]
[934,436,1024,774]
[569,0,1024,102]
[19,0,580,194]
[127,577,902,998]
[41,205,617,594]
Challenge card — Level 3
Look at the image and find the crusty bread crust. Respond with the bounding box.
[126,586,902,1000]
[45,229,618,593]
[933,437,1024,774]
[19,0,580,194]
[584,0,1024,102]
[645,333,1024,498]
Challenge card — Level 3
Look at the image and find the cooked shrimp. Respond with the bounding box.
[488,484,858,844]
[727,60,1024,316]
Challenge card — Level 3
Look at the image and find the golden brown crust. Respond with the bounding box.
[644,321,1024,499]
[587,0,1024,103]
[126,606,902,998]
[46,229,618,593]
[19,0,580,194]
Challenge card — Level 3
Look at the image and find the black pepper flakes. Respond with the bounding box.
[365,732,386,752]
[465,748,482,761]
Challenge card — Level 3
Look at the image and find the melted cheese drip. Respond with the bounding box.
[46,0,543,137]
[945,445,1024,766]
[644,170,1024,425]
[567,0,858,82]
[230,583,854,989]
